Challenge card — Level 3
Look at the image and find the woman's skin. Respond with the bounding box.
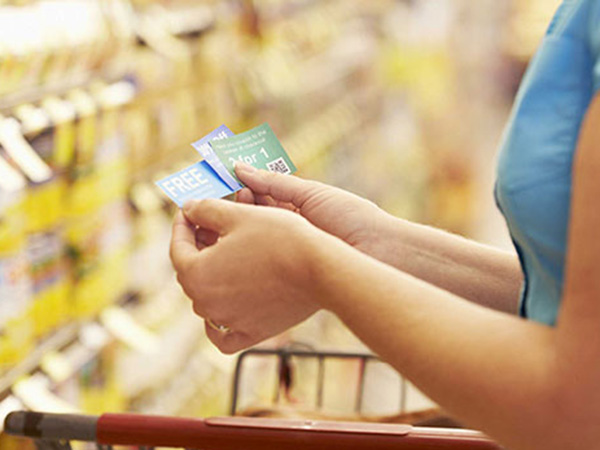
[170,95,600,450]
[234,163,523,314]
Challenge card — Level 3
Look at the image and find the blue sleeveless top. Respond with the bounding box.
[496,0,600,325]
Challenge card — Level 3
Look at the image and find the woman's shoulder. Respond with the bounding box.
[544,0,594,40]
[540,0,600,65]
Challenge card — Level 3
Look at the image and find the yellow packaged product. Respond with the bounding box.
[91,82,135,308]
[1,109,70,338]
[0,156,33,373]
[66,90,108,318]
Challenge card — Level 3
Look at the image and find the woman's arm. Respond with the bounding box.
[313,94,600,450]
[553,93,600,445]
[175,195,557,450]
[236,167,523,313]
[171,95,600,450]
[371,217,523,313]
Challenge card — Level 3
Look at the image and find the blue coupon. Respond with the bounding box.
[155,160,236,207]
[191,125,242,191]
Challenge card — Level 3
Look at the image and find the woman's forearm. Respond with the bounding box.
[234,164,522,312]
[367,215,523,313]
[312,240,561,450]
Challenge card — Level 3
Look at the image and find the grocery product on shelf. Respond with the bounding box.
[0,161,31,373]
[13,105,70,338]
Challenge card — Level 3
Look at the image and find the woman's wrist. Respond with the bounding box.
[292,210,417,313]
[304,228,372,313]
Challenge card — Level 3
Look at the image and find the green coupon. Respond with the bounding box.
[209,123,296,183]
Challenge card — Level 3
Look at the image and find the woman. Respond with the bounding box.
[170,2,600,449]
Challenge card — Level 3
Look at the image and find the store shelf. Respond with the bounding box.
[0,71,130,112]
[0,323,79,397]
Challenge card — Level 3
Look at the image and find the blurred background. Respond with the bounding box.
[0,0,560,447]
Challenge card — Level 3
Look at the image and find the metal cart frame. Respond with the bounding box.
[230,347,409,416]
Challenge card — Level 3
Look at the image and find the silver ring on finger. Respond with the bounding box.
[206,318,232,334]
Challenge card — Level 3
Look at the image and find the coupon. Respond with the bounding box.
[209,123,296,184]
[155,160,235,207]
[191,125,242,191]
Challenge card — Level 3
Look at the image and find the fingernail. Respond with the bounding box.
[235,161,257,173]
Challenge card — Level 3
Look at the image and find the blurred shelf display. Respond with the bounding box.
[0,0,560,445]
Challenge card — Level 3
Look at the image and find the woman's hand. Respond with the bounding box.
[235,163,394,260]
[169,199,330,354]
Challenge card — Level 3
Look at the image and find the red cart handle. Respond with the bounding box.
[6,411,504,449]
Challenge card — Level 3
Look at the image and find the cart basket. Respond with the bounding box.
[4,411,503,449]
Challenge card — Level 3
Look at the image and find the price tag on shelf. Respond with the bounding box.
[78,322,111,351]
[0,155,26,191]
[12,374,79,413]
[40,351,73,384]
[0,117,52,183]
[100,306,159,354]
[0,396,23,433]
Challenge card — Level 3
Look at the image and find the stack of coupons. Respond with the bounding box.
[156,123,297,206]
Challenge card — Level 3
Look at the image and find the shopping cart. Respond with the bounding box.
[4,346,504,449]
[230,347,406,416]
[4,410,503,449]
[230,346,460,427]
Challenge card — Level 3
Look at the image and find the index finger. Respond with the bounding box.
[235,164,322,210]
[170,210,198,272]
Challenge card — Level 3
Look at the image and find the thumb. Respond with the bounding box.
[235,162,322,210]
[183,199,242,233]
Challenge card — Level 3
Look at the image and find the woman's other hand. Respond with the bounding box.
[235,163,393,260]
[169,199,332,354]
